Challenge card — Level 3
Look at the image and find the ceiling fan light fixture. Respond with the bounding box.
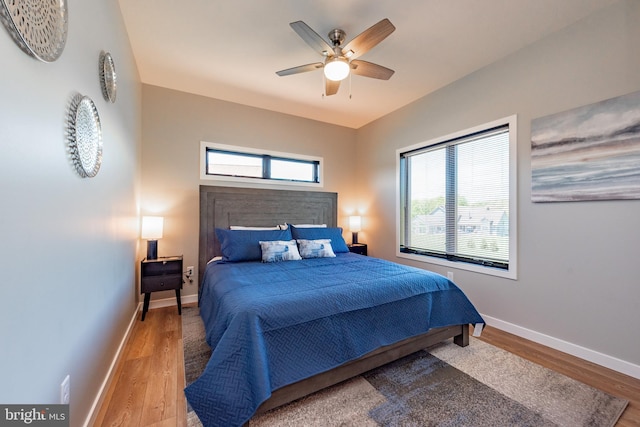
[324,57,350,81]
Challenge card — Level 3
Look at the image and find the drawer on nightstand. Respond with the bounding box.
[141,274,182,293]
[141,260,182,276]
[348,243,367,256]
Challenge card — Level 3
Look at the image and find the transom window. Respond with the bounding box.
[397,116,517,279]
[200,142,322,187]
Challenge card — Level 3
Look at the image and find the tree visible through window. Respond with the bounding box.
[399,117,516,275]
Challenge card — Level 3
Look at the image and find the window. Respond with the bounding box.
[200,142,322,187]
[397,116,517,279]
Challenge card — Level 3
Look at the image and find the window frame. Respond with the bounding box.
[395,115,518,280]
[200,141,323,188]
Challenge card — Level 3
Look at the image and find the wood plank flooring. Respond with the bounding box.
[93,305,640,426]
[92,306,187,427]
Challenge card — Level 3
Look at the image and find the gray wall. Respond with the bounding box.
[0,1,141,424]
[357,0,640,368]
[140,0,639,374]
[141,85,358,299]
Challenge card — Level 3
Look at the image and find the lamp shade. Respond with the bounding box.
[141,216,164,240]
[324,57,350,81]
[349,215,362,233]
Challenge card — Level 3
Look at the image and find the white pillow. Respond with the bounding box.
[297,239,336,259]
[279,223,327,229]
[259,240,302,262]
[230,225,280,230]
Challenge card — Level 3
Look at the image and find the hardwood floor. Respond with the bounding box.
[93,305,640,426]
[92,306,187,427]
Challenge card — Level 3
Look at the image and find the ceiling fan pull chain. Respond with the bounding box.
[349,72,352,99]
[322,74,326,99]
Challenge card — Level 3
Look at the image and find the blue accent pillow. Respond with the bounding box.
[215,228,293,262]
[259,240,302,262]
[297,239,336,259]
[290,226,349,253]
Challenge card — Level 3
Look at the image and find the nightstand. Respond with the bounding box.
[140,256,183,321]
[347,243,367,256]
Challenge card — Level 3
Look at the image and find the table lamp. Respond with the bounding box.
[141,216,163,260]
[349,215,362,244]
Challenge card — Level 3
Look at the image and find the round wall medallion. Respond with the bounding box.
[99,51,117,103]
[0,0,68,62]
[67,94,103,178]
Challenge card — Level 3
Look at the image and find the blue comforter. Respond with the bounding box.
[185,253,484,426]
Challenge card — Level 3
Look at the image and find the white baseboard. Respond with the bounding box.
[482,313,640,380]
[83,304,141,427]
[83,294,198,425]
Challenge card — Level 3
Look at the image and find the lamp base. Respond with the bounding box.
[352,232,358,244]
[147,240,158,260]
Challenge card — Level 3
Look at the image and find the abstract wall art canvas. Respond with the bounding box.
[531,90,640,202]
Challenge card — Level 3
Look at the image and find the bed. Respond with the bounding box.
[186,185,485,427]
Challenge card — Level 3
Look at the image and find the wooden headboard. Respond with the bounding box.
[198,185,338,286]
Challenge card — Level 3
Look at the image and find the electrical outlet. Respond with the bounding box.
[60,375,70,404]
[447,271,454,280]
[186,266,194,276]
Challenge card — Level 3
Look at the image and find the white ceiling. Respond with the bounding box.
[118,0,617,129]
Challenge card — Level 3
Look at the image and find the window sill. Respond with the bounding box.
[396,250,517,280]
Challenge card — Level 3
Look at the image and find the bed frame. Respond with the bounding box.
[198,185,470,414]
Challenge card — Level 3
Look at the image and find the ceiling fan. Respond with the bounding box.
[276,18,396,96]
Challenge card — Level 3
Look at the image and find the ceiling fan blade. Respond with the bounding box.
[341,18,395,60]
[325,78,340,96]
[276,62,324,76]
[350,60,395,80]
[290,21,334,56]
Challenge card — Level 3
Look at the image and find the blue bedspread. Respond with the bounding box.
[185,253,484,426]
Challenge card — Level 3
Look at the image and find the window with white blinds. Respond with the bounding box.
[398,116,517,278]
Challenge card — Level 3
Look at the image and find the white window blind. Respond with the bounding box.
[400,125,510,269]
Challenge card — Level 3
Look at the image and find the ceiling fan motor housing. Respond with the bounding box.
[328,28,346,47]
